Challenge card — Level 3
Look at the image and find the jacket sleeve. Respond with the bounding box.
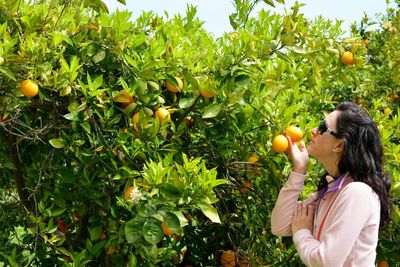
[292,182,377,267]
[271,171,316,236]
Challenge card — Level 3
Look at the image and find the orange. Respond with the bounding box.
[20,79,39,97]
[238,260,254,267]
[285,126,303,143]
[161,222,174,236]
[377,260,389,267]
[341,51,355,65]
[155,107,171,124]
[113,89,134,107]
[99,230,106,240]
[244,179,252,189]
[239,179,252,194]
[124,186,135,200]
[221,250,236,267]
[389,94,399,102]
[383,108,391,116]
[247,156,260,176]
[56,219,68,234]
[132,112,149,129]
[166,77,183,93]
[200,89,215,99]
[247,156,258,163]
[363,39,369,46]
[107,247,117,255]
[272,135,289,153]
[72,214,81,222]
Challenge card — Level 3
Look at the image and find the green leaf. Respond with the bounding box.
[50,208,66,217]
[125,217,145,243]
[263,0,275,7]
[0,67,16,81]
[128,254,137,267]
[147,81,159,91]
[179,98,196,109]
[88,225,103,241]
[229,14,238,30]
[136,78,148,91]
[163,212,182,234]
[92,50,106,63]
[276,51,292,62]
[49,138,65,149]
[83,0,109,13]
[143,218,163,245]
[202,103,221,119]
[197,202,221,223]
[60,86,72,96]
[117,0,126,5]
[160,183,181,200]
[63,112,80,121]
[80,122,91,134]
[290,46,307,55]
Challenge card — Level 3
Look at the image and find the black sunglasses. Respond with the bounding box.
[318,120,338,137]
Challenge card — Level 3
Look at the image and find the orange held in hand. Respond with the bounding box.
[20,79,39,97]
[285,125,303,143]
[272,135,289,153]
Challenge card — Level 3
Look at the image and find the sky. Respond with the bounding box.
[102,0,393,37]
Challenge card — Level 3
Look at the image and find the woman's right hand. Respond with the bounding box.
[287,136,309,174]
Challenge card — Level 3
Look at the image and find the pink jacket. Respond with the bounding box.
[271,172,381,267]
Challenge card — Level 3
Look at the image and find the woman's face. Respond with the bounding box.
[307,110,342,160]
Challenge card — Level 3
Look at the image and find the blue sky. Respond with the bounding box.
[102,0,392,37]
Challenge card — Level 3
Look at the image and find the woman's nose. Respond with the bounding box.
[311,128,318,136]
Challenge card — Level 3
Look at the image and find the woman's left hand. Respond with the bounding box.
[292,202,315,234]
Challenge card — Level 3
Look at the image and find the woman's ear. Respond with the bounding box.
[333,140,343,153]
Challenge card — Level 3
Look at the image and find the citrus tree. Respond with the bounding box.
[0,0,398,266]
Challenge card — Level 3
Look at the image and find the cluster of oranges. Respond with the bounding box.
[272,125,303,153]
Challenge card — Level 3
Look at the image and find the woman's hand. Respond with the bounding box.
[292,202,315,234]
[287,136,309,174]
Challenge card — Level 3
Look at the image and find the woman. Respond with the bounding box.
[271,102,392,266]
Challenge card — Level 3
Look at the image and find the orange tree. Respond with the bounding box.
[0,0,399,266]
[350,2,400,264]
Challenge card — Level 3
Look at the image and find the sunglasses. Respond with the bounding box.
[318,120,338,137]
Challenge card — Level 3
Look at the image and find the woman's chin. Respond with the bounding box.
[307,146,315,157]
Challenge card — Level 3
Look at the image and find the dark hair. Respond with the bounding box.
[318,102,392,228]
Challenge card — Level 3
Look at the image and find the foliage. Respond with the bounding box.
[0,0,399,266]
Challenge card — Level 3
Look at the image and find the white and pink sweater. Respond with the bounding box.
[271,172,381,267]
